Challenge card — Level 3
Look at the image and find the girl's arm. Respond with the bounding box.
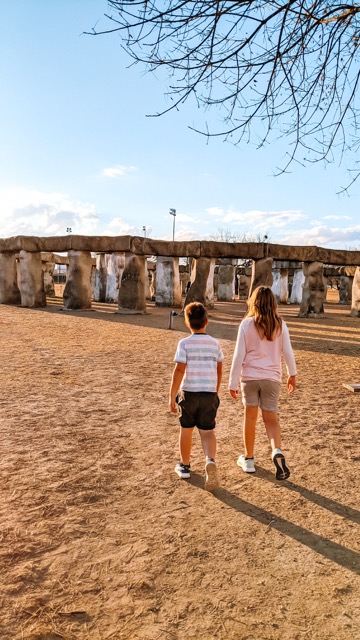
[229,322,246,394]
[282,323,297,393]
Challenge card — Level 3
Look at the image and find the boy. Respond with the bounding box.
[169,302,224,491]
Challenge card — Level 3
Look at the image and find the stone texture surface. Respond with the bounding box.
[18,250,45,308]
[0,252,21,305]
[155,257,182,308]
[289,269,305,304]
[299,262,326,317]
[249,258,273,296]
[0,235,359,265]
[117,253,146,314]
[350,267,360,317]
[131,237,201,258]
[217,264,236,301]
[184,257,215,309]
[63,250,93,310]
[339,276,352,305]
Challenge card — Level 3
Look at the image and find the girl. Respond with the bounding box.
[229,286,296,480]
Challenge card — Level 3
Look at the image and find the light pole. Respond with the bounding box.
[169,208,176,241]
[66,227,72,234]
[142,226,146,238]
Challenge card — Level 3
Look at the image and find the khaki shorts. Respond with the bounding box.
[241,380,281,412]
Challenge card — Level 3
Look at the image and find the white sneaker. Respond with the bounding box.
[204,459,219,491]
[174,462,191,479]
[237,454,255,473]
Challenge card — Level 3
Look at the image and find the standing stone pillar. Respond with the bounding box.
[180,270,190,296]
[63,250,93,310]
[149,270,156,301]
[249,258,273,297]
[144,261,151,300]
[205,259,216,309]
[43,261,55,297]
[106,254,125,302]
[289,268,305,304]
[155,256,182,308]
[217,260,236,301]
[279,269,289,304]
[237,268,251,300]
[117,252,146,314]
[298,262,326,317]
[0,252,21,304]
[271,268,281,301]
[18,250,45,308]
[184,257,215,309]
[339,275,352,305]
[350,267,360,318]
[94,253,107,302]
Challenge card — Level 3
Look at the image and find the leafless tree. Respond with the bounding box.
[88,1,360,190]
[209,227,269,243]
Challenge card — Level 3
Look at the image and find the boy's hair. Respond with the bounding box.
[245,286,282,341]
[184,301,208,330]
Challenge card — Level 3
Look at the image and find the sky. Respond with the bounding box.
[0,0,360,249]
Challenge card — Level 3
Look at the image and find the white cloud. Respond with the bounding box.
[222,209,305,229]
[102,165,137,178]
[279,224,360,247]
[205,207,224,217]
[322,214,352,220]
[101,217,140,236]
[0,187,99,237]
[176,213,211,225]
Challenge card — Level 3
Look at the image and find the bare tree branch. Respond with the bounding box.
[86,1,360,189]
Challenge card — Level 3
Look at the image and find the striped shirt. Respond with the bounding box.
[174,333,224,392]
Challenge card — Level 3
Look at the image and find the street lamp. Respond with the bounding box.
[169,208,176,241]
[142,225,146,238]
[66,227,72,234]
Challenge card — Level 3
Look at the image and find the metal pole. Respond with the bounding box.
[169,208,176,241]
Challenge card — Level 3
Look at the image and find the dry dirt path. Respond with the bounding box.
[0,297,359,639]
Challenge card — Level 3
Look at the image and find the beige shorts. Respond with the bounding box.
[241,379,281,412]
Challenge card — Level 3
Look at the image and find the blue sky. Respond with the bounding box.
[0,0,360,249]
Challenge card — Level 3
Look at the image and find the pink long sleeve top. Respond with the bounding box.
[229,317,297,389]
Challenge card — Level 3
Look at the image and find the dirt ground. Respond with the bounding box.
[0,291,359,640]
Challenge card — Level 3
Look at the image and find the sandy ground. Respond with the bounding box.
[0,291,359,640]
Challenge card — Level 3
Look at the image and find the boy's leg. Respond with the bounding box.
[199,428,219,490]
[179,426,194,466]
[198,428,216,460]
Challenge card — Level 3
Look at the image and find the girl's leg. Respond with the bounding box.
[198,428,216,460]
[244,405,258,458]
[179,427,194,465]
[261,410,281,450]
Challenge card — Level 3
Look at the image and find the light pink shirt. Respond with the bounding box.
[229,317,297,388]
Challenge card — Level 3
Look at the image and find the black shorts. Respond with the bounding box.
[177,391,220,430]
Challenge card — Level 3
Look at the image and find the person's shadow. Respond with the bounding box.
[188,471,360,575]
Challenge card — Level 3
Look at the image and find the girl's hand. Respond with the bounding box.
[287,375,296,394]
[229,389,238,400]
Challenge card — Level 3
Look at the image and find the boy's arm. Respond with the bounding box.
[169,362,186,413]
[216,361,223,394]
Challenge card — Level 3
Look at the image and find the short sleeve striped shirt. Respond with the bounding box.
[174,333,224,392]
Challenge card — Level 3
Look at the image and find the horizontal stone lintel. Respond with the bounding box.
[0,235,359,266]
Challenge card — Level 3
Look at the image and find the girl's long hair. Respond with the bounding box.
[245,286,282,341]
